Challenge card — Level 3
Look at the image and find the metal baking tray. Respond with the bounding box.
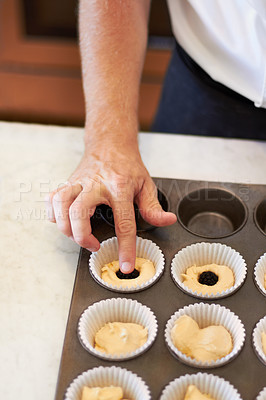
[55,178,266,400]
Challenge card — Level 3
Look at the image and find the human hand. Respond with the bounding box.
[46,139,177,273]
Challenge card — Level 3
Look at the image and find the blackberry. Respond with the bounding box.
[198,271,218,286]
[116,269,140,280]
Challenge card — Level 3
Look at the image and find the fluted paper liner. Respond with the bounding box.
[253,315,266,366]
[254,253,266,297]
[89,236,165,292]
[256,387,266,400]
[160,372,242,400]
[164,302,245,368]
[78,297,158,361]
[171,242,247,299]
[64,366,151,400]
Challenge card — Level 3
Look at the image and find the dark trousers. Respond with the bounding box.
[152,42,266,140]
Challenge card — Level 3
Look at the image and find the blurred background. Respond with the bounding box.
[0,0,174,131]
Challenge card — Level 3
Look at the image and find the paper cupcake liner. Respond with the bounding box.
[254,253,266,297]
[160,372,242,400]
[171,242,247,299]
[78,297,158,361]
[256,387,266,400]
[64,366,151,400]
[252,315,266,366]
[89,236,165,292]
[164,302,245,368]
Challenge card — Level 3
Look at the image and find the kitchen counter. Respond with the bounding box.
[1,121,266,400]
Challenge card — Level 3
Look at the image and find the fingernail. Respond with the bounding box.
[86,247,99,253]
[121,262,132,273]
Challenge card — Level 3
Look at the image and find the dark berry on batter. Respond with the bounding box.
[116,269,140,279]
[198,271,219,286]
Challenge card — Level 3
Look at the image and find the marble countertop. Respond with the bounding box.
[1,121,266,400]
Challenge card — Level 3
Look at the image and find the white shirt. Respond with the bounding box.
[167,0,266,108]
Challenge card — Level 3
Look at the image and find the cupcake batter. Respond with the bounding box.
[184,385,215,400]
[81,386,126,400]
[262,332,266,355]
[264,273,266,289]
[171,315,233,362]
[94,322,148,355]
[101,258,155,288]
[181,264,234,295]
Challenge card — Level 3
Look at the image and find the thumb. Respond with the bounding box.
[136,181,177,227]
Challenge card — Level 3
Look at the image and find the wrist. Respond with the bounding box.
[84,116,139,151]
[84,135,140,159]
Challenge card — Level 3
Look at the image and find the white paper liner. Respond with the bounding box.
[164,302,245,368]
[89,236,165,292]
[252,315,266,366]
[64,366,151,400]
[256,387,266,400]
[171,242,247,299]
[78,297,158,361]
[254,253,266,297]
[160,372,242,400]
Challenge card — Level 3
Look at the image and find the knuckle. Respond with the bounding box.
[148,200,162,210]
[109,177,134,201]
[113,175,128,185]
[144,201,162,220]
[139,200,160,214]
[53,188,70,203]
[116,219,136,236]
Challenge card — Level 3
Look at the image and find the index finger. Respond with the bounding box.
[111,199,136,274]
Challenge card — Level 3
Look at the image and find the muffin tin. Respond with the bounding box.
[54,178,266,400]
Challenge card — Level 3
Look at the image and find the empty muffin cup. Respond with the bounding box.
[89,236,165,292]
[160,372,242,400]
[252,315,266,366]
[164,302,245,368]
[254,199,266,236]
[254,253,266,297]
[171,242,247,299]
[177,188,247,238]
[256,387,266,400]
[78,297,158,361]
[64,365,151,400]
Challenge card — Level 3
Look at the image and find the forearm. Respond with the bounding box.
[79,0,151,148]
[47,0,176,273]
